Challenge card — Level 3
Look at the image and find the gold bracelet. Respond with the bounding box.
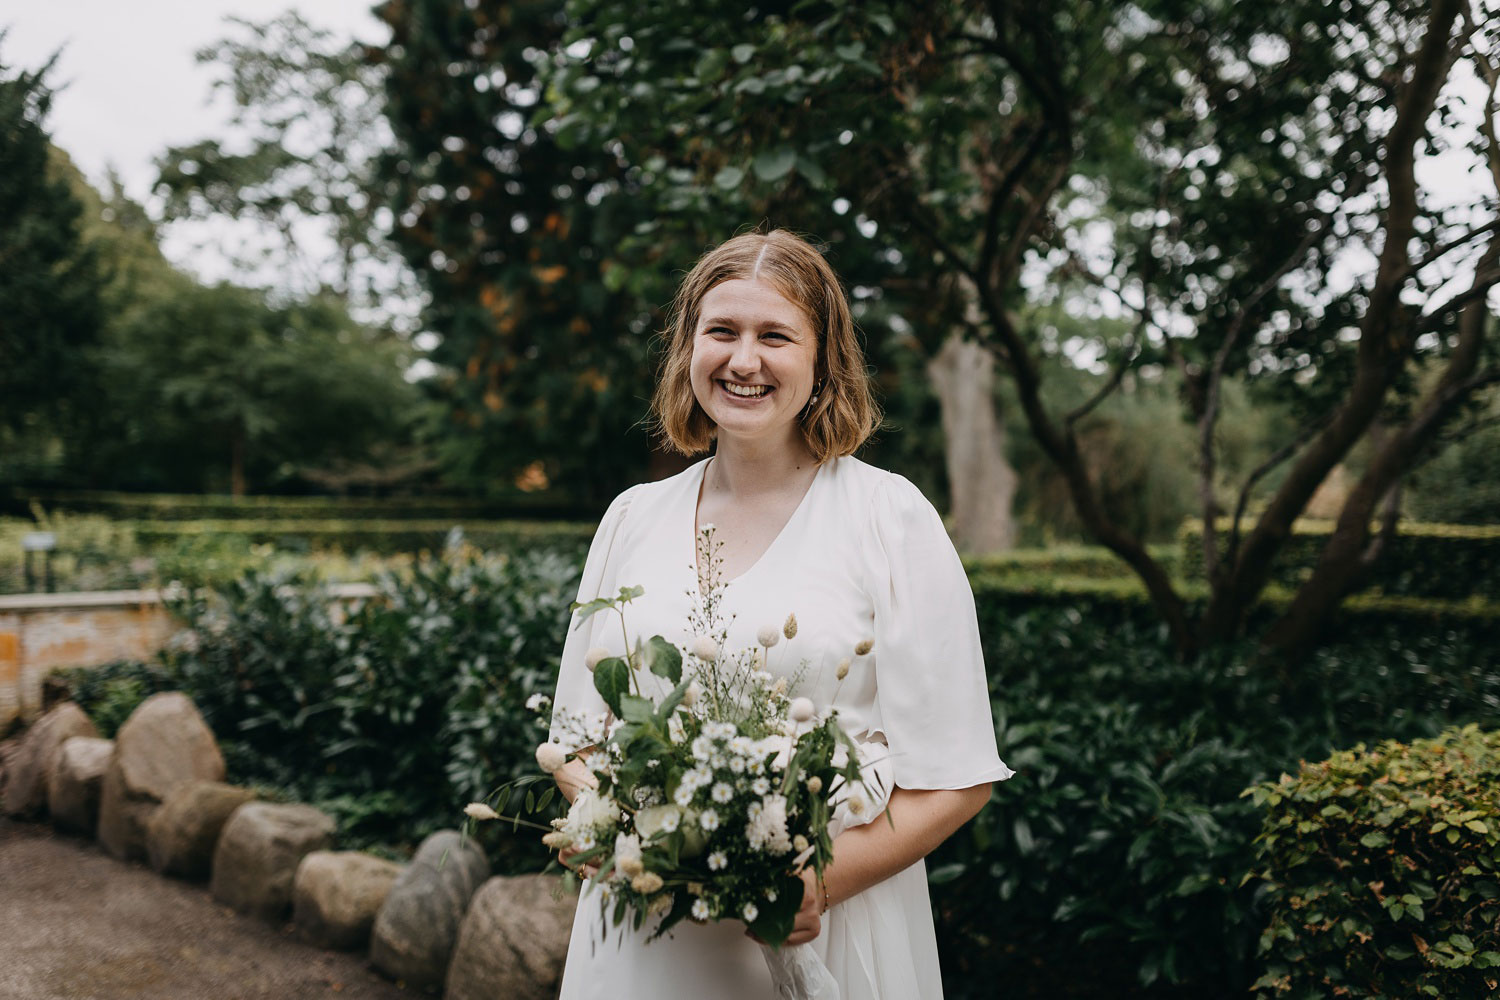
[818,874,832,914]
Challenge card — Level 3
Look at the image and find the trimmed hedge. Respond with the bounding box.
[3,485,602,521]
[964,543,1181,581]
[1180,516,1500,602]
[1245,725,1500,998]
[130,517,594,558]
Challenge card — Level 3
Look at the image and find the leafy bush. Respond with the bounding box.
[929,587,1500,999]
[1245,724,1500,998]
[62,659,177,737]
[147,546,581,861]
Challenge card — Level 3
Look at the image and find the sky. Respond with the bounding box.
[3,1,387,204]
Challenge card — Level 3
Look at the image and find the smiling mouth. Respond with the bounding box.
[718,380,773,398]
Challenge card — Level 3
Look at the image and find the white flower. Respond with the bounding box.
[691,899,711,921]
[770,676,788,696]
[756,625,780,648]
[691,735,713,761]
[585,646,612,671]
[745,794,793,854]
[743,903,759,923]
[674,784,696,807]
[682,681,702,707]
[535,742,568,773]
[847,788,868,816]
[691,635,718,662]
[835,658,850,681]
[566,789,619,835]
[659,810,681,833]
[792,834,809,853]
[575,830,597,852]
[711,782,734,804]
[708,850,728,871]
[789,697,815,723]
[729,757,746,774]
[464,802,499,821]
[751,777,771,796]
[615,832,642,865]
[806,775,823,795]
[525,693,551,712]
[699,808,720,831]
[782,613,798,639]
[636,804,683,839]
[668,715,685,743]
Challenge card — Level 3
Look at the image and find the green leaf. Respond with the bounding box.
[731,44,755,64]
[1359,831,1390,849]
[644,635,682,684]
[593,657,630,715]
[752,149,797,182]
[928,863,966,885]
[746,875,803,946]
[570,595,615,626]
[714,166,745,189]
[619,692,655,724]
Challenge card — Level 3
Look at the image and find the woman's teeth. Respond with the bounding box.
[722,381,770,397]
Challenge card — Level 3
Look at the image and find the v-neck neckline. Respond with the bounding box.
[691,455,827,596]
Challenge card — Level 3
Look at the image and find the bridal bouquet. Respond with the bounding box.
[469,525,880,999]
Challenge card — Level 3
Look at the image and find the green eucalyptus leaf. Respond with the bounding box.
[593,657,630,715]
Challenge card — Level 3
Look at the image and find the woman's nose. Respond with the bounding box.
[729,334,760,373]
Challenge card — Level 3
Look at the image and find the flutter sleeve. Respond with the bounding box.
[862,473,1015,791]
[548,484,640,748]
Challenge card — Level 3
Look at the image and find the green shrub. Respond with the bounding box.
[60,659,177,737]
[929,588,1500,999]
[1179,516,1500,602]
[150,546,580,860]
[1244,725,1500,998]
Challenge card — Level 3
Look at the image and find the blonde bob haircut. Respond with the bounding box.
[650,229,881,462]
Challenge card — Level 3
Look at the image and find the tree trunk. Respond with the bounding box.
[926,332,1018,555]
[230,425,247,498]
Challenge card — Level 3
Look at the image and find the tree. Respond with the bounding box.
[0,42,104,481]
[546,0,1500,660]
[154,12,416,317]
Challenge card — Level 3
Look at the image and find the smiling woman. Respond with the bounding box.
[548,229,1013,1000]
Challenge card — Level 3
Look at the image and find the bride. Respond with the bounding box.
[548,229,1014,999]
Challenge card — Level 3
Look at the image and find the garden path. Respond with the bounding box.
[0,819,412,1000]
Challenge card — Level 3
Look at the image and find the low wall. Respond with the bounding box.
[0,584,376,733]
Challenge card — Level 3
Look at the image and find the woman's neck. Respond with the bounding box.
[707,432,818,497]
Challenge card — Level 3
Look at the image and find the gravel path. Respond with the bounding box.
[0,819,414,1000]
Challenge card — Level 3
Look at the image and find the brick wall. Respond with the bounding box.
[0,584,376,733]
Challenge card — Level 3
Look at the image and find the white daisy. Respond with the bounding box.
[711,782,734,803]
[708,850,728,871]
[691,898,711,921]
[699,808,720,831]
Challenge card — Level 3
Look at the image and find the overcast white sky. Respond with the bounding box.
[3,1,387,203]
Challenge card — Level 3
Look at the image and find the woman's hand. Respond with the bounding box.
[557,843,599,879]
[784,866,824,946]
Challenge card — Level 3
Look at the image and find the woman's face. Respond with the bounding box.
[688,278,818,449]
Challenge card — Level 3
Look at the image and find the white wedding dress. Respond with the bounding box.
[549,454,1014,1000]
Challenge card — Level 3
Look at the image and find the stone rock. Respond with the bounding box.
[146,780,257,879]
[47,736,114,835]
[293,850,404,950]
[445,875,579,1000]
[2,702,99,818]
[210,801,336,921]
[370,830,489,991]
[97,692,225,861]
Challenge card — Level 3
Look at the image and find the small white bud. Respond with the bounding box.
[782,613,798,640]
[757,625,781,648]
[835,658,850,681]
[792,834,810,852]
[535,742,568,773]
[853,638,874,656]
[682,681,702,707]
[691,635,718,662]
[464,802,500,821]
[805,776,822,795]
[789,697,816,723]
[585,646,611,671]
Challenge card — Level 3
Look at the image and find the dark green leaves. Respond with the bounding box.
[643,635,682,684]
[745,875,804,947]
[593,657,630,716]
[752,148,798,182]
